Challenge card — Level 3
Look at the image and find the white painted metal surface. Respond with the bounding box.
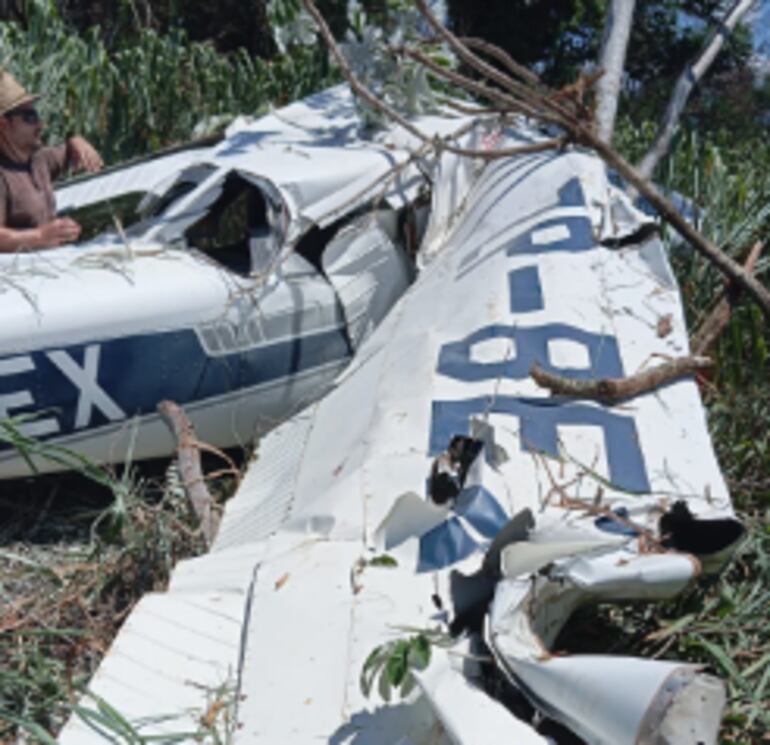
[59,100,739,744]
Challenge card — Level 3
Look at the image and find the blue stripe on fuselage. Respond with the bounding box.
[0,326,351,450]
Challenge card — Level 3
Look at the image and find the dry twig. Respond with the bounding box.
[459,37,543,87]
[304,0,770,317]
[302,0,564,159]
[530,356,713,402]
[157,400,219,546]
[691,240,764,355]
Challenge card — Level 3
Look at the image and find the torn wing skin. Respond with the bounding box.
[425,440,741,745]
[372,143,742,744]
[486,535,725,745]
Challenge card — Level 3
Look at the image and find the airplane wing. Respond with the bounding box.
[58,127,739,745]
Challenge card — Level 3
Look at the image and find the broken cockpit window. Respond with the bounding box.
[59,191,146,243]
[176,172,285,278]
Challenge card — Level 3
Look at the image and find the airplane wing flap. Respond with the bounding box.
[57,590,245,745]
[235,538,444,744]
[215,409,316,551]
[234,541,361,742]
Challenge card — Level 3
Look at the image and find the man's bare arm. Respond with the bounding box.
[66,136,103,173]
[0,218,81,252]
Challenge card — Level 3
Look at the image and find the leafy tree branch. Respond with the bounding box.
[303,0,770,320]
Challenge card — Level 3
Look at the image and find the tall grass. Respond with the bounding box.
[648,129,770,508]
[604,120,770,743]
[0,419,231,741]
[0,0,335,163]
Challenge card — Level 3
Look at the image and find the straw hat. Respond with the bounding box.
[0,70,40,116]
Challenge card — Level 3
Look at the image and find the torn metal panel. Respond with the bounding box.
[495,654,724,745]
[322,210,413,350]
[214,408,316,551]
[59,102,739,744]
[55,86,467,243]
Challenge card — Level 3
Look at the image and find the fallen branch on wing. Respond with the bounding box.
[409,0,770,319]
[529,355,713,402]
[302,0,564,161]
[303,0,770,319]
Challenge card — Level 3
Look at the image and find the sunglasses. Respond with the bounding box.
[5,108,41,125]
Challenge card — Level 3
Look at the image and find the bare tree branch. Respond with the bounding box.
[410,0,770,319]
[305,0,770,318]
[459,37,543,87]
[636,0,756,180]
[589,135,770,318]
[302,0,563,159]
[412,0,582,126]
[691,240,764,355]
[303,0,439,143]
[595,0,637,143]
[530,356,713,402]
[397,45,542,119]
[437,96,512,115]
[157,400,218,547]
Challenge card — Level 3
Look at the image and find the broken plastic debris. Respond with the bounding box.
[659,500,745,574]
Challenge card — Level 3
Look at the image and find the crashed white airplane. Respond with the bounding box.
[55,87,743,744]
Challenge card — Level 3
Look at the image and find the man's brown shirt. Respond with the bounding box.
[0,145,68,229]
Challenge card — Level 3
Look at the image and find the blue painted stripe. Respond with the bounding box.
[0,326,351,450]
[508,266,544,313]
[418,516,479,573]
[430,396,651,494]
[456,485,509,539]
[437,323,624,384]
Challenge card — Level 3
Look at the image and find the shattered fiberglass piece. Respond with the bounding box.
[59,88,740,745]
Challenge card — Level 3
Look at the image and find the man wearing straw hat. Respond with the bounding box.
[0,69,103,252]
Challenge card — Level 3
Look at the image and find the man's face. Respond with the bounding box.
[1,106,44,155]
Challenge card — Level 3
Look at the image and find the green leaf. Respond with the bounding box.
[407,635,431,671]
[743,651,770,680]
[400,671,416,698]
[696,637,741,680]
[0,710,59,745]
[377,664,392,703]
[368,554,398,568]
[362,644,384,674]
[360,645,387,698]
[385,641,409,687]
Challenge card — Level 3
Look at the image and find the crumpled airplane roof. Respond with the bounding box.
[58,95,736,745]
[56,86,473,236]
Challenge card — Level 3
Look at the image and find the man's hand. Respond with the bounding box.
[67,136,104,173]
[39,217,82,247]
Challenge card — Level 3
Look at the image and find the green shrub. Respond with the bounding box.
[0,0,335,163]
